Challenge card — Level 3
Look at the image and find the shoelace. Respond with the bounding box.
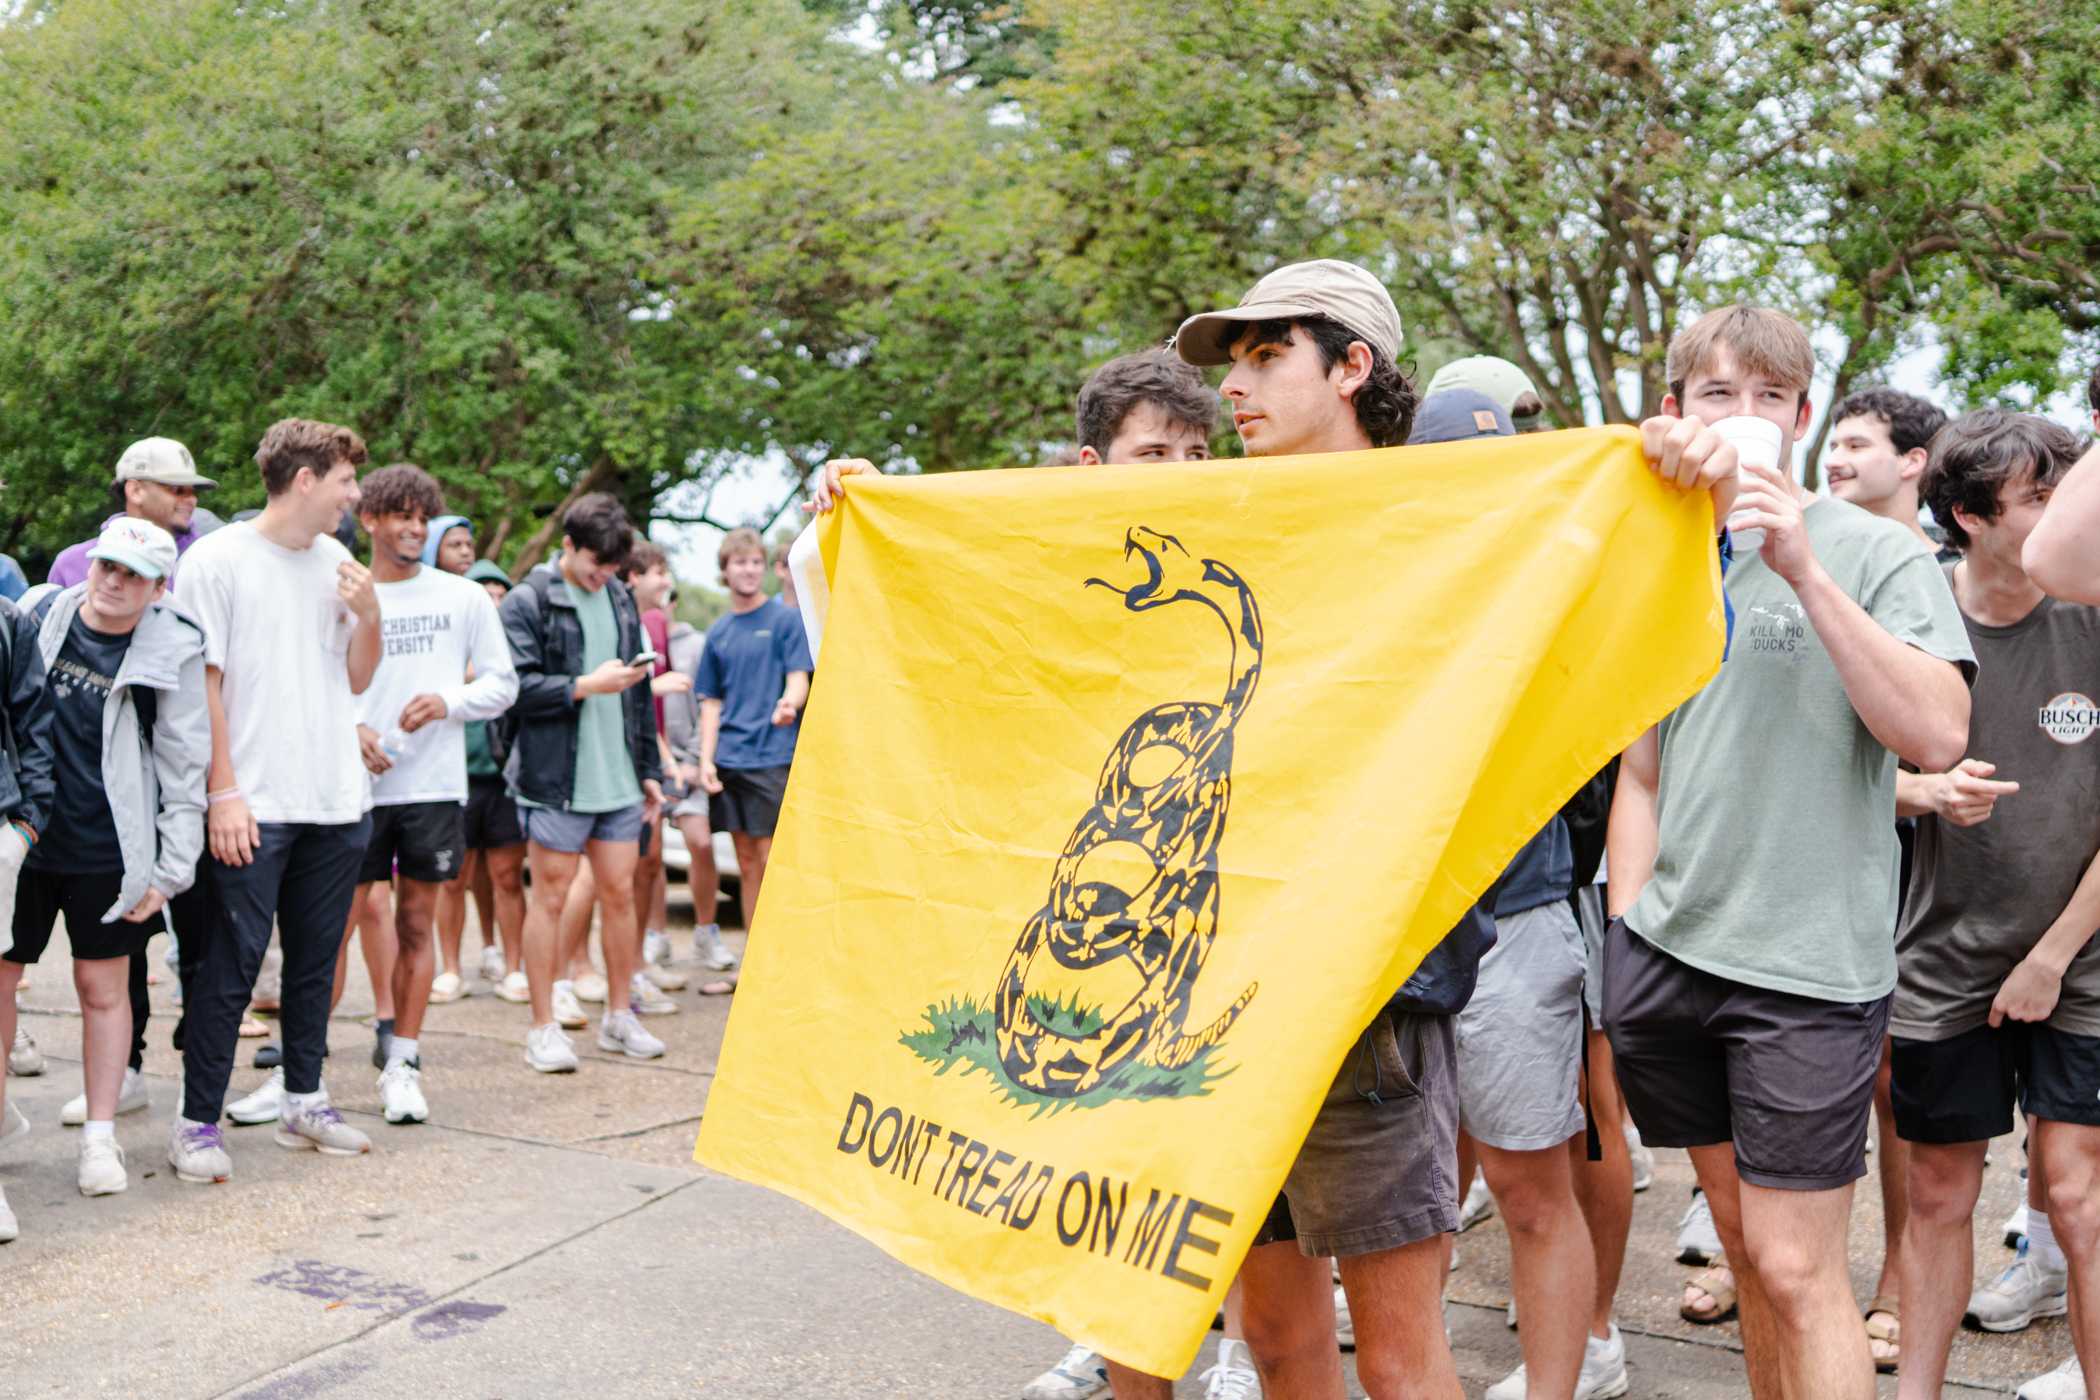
[179,1123,225,1151]
[1198,1361,1260,1400]
[303,1105,347,1130]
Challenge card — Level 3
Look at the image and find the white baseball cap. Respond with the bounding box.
[1173,260,1405,367]
[88,516,180,581]
[114,437,216,489]
[1424,356,1542,418]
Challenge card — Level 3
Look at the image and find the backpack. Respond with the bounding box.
[484,567,559,772]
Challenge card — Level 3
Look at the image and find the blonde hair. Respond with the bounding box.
[1666,306,1815,407]
[717,526,765,577]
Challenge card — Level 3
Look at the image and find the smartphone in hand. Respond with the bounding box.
[629,649,663,669]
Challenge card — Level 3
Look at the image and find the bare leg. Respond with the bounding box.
[586,839,640,1015]
[1102,1361,1172,1398]
[730,832,770,931]
[1339,1235,1463,1399]
[675,811,721,921]
[1479,1138,1593,1396]
[1693,1143,1874,1400]
[389,879,440,1043]
[522,844,583,1026]
[1571,1029,1633,1338]
[0,959,21,1123]
[633,834,664,967]
[1871,1038,1910,1321]
[1896,1140,1987,1399]
[73,956,131,1121]
[1456,1129,1478,1218]
[2035,1118,2100,1383]
[1239,1240,1347,1398]
[1223,1273,1248,1340]
[436,851,473,979]
[359,883,397,1021]
[485,844,527,973]
[560,859,596,983]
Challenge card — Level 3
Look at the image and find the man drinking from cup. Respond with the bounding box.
[1604,306,1975,1400]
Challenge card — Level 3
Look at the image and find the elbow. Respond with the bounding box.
[1912,702,1971,775]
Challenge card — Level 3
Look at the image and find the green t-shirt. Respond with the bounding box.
[464,719,499,781]
[567,579,642,813]
[1626,499,1975,1002]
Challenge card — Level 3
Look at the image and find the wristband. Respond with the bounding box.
[8,818,36,845]
[207,787,244,807]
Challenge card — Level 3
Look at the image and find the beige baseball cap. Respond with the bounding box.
[1424,356,1541,417]
[114,436,216,490]
[88,516,180,581]
[1173,260,1404,367]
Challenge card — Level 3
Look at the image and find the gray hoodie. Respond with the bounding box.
[30,584,210,919]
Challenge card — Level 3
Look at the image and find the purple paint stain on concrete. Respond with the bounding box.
[411,1300,509,1341]
[254,1259,435,1314]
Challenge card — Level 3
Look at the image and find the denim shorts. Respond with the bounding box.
[524,802,646,854]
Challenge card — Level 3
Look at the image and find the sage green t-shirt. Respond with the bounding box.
[1626,499,1974,1002]
[568,579,642,814]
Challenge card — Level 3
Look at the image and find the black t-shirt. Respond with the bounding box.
[30,615,133,873]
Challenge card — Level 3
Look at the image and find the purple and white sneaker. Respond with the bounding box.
[169,1118,232,1183]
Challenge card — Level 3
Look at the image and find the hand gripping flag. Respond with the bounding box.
[696,426,1723,1376]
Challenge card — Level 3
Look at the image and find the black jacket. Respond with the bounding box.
[497,564,662,809]
[0,598,55,834]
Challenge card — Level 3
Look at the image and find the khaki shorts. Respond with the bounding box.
[1253,1006,1459,1257]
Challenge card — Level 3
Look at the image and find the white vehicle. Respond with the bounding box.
[658,820,740,921]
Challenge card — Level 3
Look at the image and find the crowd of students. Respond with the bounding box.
[6,253,2100,1400]
[0,435,810,1231]
[812,261,2100,1400]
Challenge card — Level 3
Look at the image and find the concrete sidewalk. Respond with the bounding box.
[0,890,2073,1397]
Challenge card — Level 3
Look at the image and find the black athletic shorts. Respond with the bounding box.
[710,764,790,838]
[7,867,163,964]
[1892,1021,2100,1143]
[358,800,467,885]
[462,776,525,851]
[1602,917,1888,1191]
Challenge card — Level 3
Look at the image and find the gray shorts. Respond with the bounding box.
[524,802,646,854]
[1457,899,1588,1151]
[1252,1006,1459,1257]
[1575,884,1607,1023]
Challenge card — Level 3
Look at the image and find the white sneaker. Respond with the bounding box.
[0,1185,15,1242]
[525,1022,578,1073]
[62,1067,151,1126]
[378,1061,428,1124]
[573,971,608,1004]
[2,1098,29,1147]
[644,961,688,992]
[1200,1338,1262,1399]
[551,981,588,1028]
[428,970,466,1004]
[226,1068,286,1126]
[9,1027,44,1076]
[2004,1201,2031,1250]
[168,1117,232,1183]
[643,930,672,967]
[478,945,505,985]
[2018,1355,2087,1400]
[628,972,681,1017]
[1019,1342,1110,1400]
[1484,1324,1630,1400]
[693,922,738,971]
[1334,1282,1354,1350]
[275,1098,371,1156]
[1677,1189,1722,1265]
[1624,1120,1654,1193]
[495,969,531,1004]
[597,1009,665,1059]
[1458,1171,1495,1231]
[1967,1246,2068,1332]
[77,1136,128,1196]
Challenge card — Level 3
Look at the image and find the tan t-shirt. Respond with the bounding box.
[1895,571,2100,1040]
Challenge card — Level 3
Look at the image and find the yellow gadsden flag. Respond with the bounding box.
[696,426,1722,1375]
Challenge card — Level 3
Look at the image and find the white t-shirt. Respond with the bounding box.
[178,521,369,825]
[357,567,518,805]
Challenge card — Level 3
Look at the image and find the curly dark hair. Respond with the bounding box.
[1074,350,1218,456]
[1832,387,1948,457]
[1922,409,2082,551]
[1230,317,1417,447]
[356,462,444,522]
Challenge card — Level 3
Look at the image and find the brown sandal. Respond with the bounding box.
[1864,1295,1899,1374]
[1681,1263,1739,1324]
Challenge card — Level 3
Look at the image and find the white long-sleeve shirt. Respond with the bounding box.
[357,566,518,806]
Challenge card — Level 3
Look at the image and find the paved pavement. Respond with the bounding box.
[0,885,2073,1397]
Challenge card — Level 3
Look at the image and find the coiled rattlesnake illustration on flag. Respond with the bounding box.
[991,527,1261,1098]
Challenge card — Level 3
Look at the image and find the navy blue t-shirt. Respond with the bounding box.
[31,615,133,873]
[694,597,813,770]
